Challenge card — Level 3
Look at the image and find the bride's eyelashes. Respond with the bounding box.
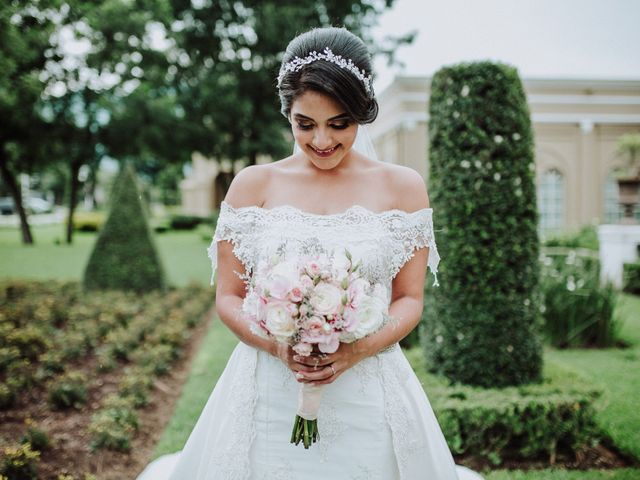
[296,122,351,131]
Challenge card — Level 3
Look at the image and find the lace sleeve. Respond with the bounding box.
[386,209,441,287]
[205,202,257,286]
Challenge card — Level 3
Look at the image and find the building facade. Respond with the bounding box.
[369,76,640,235]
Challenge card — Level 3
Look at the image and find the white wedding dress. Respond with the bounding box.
[136,201,483,480]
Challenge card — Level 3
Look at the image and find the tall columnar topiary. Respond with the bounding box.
[83,162,166,293]
[424,61,543,388]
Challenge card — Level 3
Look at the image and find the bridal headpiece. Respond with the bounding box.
[277,47,373,94]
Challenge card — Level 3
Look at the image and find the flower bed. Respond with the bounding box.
[0,279,213,479]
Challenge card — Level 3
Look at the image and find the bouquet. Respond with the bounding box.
[242,249,389,449]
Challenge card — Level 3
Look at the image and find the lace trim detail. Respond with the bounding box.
[378,349,424,479]
[206,201,441,287]
[207,344,258,479]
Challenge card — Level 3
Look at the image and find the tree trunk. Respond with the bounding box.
[0,153,33,244]
[66,158,82,244]
[86,160,99,209]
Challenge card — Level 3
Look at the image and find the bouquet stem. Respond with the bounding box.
[291,414,319,449]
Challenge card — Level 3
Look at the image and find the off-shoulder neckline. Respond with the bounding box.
[220,200,432,219]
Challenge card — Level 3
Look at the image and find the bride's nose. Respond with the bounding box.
[312,129,335,150]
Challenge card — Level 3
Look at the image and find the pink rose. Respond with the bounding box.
[300,275,314,290]
[289,286,304,303]
[306,261,320,277]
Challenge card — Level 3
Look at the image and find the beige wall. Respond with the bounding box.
[369,76,640,233]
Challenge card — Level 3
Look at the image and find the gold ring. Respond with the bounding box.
[330,364,336,376]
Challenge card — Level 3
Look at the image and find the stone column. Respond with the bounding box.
[579,119,598,226]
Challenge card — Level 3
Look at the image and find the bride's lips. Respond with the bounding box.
[310,144,340,157]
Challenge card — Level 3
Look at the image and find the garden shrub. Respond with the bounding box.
[83,162,167,293]
[88,395,139,452]
[47,371,88,409]
[543,224,599,251]
[0,382,16,409]
[407,348,604,466]
[20,426,51,452]
[0,442,40,480]
[169,214,205,230]
[623,262,640,295]
[425,61,543,388]
[37,350,65,378]
[130,343,175,376]
[541,249,621,348]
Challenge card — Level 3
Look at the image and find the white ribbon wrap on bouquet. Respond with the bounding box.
[297,382,325,421]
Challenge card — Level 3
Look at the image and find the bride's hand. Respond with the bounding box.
[273,341,326,377]
[292,341,369,385]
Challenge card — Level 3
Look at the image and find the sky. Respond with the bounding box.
[370,0,640,94]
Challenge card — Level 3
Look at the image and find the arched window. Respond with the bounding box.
[537,168,565,234]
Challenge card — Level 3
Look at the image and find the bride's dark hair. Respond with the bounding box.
[277,26,379,125]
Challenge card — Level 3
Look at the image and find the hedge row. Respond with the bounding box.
[407,348,604,466]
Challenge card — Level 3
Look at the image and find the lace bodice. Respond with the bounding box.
[206,201,441,291]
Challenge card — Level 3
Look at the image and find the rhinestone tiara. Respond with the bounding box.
[277,46,373,94]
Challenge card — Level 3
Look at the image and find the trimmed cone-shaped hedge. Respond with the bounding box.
[83,162,166,293]
[424,61,544,388]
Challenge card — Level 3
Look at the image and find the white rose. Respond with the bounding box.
[265,302,296,340]
[352,295,386,338]
[347,278,369,306]
[267,260,299,300]
[309,283,342,316]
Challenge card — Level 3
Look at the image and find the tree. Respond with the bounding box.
[0,1,62,244]
[166,0,415,168]
[424,61,544,388]
[83,161,166,293]
[40,0,175,243]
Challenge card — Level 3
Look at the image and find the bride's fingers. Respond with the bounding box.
[291,361,317,373]
[295,364,335,383]
[293,354,333,368]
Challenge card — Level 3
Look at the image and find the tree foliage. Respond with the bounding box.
[1,0,413,244]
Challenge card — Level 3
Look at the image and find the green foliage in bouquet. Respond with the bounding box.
[425,61,543,388]
[83,162,167,293]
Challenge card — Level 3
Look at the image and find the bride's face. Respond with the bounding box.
[289,90,358,171]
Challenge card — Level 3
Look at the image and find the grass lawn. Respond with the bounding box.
[0,224,213,287]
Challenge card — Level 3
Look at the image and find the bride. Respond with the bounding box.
[137,26,483,480]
